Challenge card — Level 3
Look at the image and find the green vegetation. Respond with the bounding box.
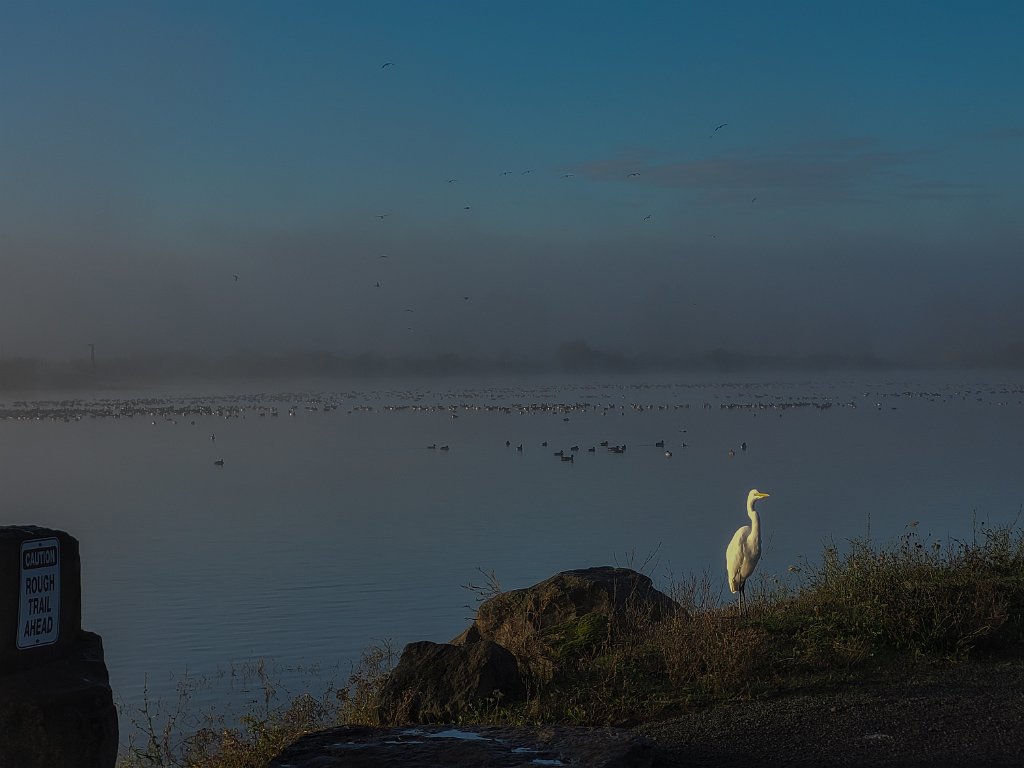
[118,522,1024,767]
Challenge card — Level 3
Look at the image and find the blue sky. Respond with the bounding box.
[1,2,1021,363]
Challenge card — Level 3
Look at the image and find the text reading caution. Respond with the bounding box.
[18,537,60,649]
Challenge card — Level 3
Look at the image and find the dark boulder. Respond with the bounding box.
[0,630,117,768]
[454,566,681,672]
[269,724,655,768]
[378,639,524,725]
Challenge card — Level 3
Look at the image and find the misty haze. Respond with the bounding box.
[1,7,1022,377]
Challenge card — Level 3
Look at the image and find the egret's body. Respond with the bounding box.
[726,489,770,610]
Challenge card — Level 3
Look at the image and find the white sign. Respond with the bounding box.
[18,537,60,649]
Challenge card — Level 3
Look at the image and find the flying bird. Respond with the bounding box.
[726,489,770,612]
[643,214,652,221]
[381,62,394,69]
[714,123,728,132]
[377,214,388,220]
[233,274,239,281]
[628,172,640,177]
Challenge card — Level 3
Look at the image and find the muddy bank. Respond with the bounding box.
[638,659,1024,767]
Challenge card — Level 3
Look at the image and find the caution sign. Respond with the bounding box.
[18,537,60,649]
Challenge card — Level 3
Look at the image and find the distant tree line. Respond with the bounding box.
[1,340,1023,392]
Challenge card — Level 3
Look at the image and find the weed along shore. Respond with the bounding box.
[120,525,1024,767]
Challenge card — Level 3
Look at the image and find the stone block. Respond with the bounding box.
[0,526,116,768]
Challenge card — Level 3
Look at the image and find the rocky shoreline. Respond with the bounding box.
[274,661,1024,767]
[273,563,1024,767]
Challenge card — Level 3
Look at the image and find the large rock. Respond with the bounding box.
[269,724,654,768]
[378,639,524,725]
[454,566,681,671]
[0,631,117,768]
[0,526,117,768]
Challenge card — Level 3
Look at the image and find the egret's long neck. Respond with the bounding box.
[747,498,761,537]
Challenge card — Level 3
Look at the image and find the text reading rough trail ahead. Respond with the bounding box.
[18,537,60,649]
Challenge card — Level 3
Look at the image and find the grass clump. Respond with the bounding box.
[784,523,1024,662]
[118,645,397,768]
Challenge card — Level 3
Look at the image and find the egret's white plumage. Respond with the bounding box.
[726,489,770,608]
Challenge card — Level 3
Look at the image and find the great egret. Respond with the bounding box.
[726,489,771,611]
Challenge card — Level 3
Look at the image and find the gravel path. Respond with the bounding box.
[637,660,1024,767]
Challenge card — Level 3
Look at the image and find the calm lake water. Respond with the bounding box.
[2,371,1022,742]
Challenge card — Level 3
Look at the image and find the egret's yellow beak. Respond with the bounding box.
[757,491,770,499]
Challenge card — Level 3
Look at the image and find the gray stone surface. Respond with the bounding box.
[269,724,654,768]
